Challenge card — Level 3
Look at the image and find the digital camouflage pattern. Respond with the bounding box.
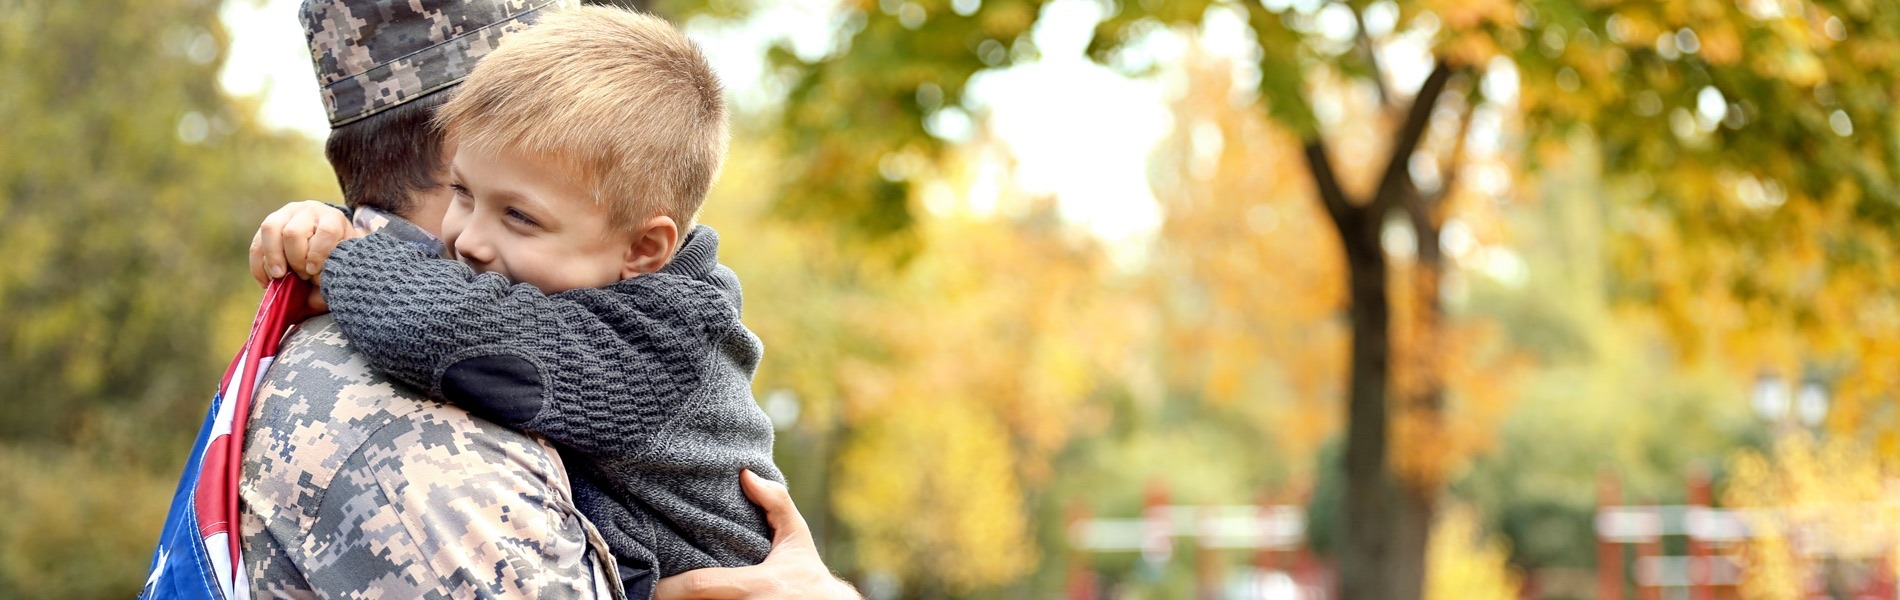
[300,0,576,127]
[350,206,446,257]
[239,316,622,599]
[239,211,620,599]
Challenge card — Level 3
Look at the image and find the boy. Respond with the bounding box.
[282,6,782,598]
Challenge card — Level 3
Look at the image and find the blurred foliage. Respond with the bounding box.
[768,0,1900,596]
[1455,132,1764,573]
[1424,504,1523,600]
[704,130,1145,593]
[5,0,1900,598]
[0,0,333,595]
[1728,432,1900,598]
[0,0,332,452]
[0,446,175,597]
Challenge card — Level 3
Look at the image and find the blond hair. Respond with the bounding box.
[436,6,728,230]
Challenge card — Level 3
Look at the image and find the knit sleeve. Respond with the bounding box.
[319,233,685,456]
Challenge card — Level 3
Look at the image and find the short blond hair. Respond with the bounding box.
[437,6,727,230]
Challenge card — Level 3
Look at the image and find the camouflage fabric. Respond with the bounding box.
[351,206,446,257]
[240,315,624,599]
[300,0,577,127]
[239,211,619,598]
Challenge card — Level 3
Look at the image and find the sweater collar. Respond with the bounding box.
[659,225,720,280]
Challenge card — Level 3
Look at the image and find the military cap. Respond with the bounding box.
[300,0,577,128]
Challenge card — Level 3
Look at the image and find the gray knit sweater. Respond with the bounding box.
[321,226,781,598]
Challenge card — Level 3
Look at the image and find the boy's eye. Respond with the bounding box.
[505,207,540,227]
[449,184,471,198]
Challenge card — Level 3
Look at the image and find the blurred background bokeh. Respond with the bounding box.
[3,0,1898,597]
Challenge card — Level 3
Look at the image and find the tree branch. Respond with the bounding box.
[1353,6,1393,111]
[1305,139,1356,225]
[1421,96,1479,218]
[1373,60,1457,214]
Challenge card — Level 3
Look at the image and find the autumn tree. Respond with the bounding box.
[767,1,1900,598]
[699,130,1152,594]
[1146,43,1350,467]
[0,0,338,594]
[0,0,333,452]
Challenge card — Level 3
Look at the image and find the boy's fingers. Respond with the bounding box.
[258,209,290,280]
[281,209,317,280]
[740,470,810,547]
[249,229,269,287]
[305,215,348,278]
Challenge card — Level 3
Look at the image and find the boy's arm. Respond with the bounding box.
[321,233,684,455]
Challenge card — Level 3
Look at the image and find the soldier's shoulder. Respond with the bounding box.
[244,314,558,509]
[251,314,433,438]
[245,315,443,510]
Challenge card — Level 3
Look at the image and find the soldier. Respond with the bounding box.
[240,1,858,598]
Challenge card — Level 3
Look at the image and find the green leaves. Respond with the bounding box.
[0,0,333,447]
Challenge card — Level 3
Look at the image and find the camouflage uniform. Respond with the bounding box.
[301,0,572,126]
[239,209,623,599]
[241,4,616,595]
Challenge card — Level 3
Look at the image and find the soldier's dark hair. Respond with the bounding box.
[323,89,452,216]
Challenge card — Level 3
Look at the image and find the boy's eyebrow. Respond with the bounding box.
[486,186,560,228]
[498,188,556,220]
[450,164,557,221]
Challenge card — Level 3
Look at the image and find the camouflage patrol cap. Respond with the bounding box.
[301,0,578,128]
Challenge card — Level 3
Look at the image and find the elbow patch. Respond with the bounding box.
[440,354,546,426]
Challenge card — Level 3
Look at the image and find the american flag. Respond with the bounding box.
[141,276,316,599]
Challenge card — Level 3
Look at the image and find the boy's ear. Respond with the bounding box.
[622,215,679,278]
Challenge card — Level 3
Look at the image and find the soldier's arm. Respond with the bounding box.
[302,411,617,599]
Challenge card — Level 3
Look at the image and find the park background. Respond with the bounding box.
[3,0,1898,598]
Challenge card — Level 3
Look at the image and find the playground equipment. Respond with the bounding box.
[1595,468,1897,600]
[1065,484,1327,600]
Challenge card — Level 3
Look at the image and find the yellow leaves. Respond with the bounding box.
[1421,0,1514,32]
[1389,267,1525,492]
[1726,432,1900,598]
[1425,504,1523,600]
[1696,21,1743,65]
[1767,40,1828,88]
[833,399,1038,590]
[745,142,1138,590]
[1608,10,1670,49]
[1150,46,1353,467]
[708,128,1140,590]
[1833,332,1900,437]
[975,1,1036,39]
[1440,34,1504,70]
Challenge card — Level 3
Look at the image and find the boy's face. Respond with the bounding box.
[442,146,641,293]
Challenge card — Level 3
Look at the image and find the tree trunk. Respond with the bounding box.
[1331,205,1431,600]
[1303,61,1455,600]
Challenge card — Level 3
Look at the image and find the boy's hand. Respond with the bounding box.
[250,200,357,289]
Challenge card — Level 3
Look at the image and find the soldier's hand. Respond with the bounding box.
[250,200,357,289]
[652,471,861,600]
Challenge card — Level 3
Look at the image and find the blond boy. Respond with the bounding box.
[309,7,782,598]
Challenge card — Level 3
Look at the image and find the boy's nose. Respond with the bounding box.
[452,224,496,265]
